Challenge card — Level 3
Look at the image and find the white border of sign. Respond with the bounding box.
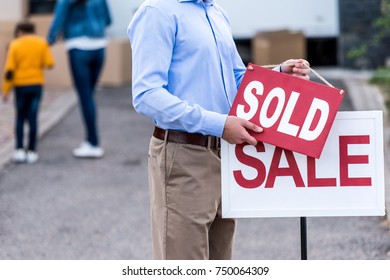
[221,111,385,218]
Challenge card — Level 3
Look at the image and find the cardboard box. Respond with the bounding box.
[0,38,11,71]
[45,39,132,90]
[0,21,17,88]
[252,30,306,66]
[28,14,54,38]
[100,39,132,86]
[0,40,10,90]
[44,42,73,90]
[0,18,65,90]
[0,21,17,38]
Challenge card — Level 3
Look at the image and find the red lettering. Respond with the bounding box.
[339,135,372,186]
[233,143,266,189]
[265,147,305,188]
[307,157,336,187]
[233,135,374,189]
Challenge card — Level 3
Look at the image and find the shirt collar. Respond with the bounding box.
[178,0,214,5]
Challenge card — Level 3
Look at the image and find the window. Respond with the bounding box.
[29,0,56,15]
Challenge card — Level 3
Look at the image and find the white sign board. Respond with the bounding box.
[221,111,385,218]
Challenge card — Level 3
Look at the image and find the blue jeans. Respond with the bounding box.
[14,85,43,151]
[68,48,105,146]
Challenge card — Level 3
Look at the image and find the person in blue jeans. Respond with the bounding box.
[2,22,55,164]
[47,0,112,158]
[14,86,42,161]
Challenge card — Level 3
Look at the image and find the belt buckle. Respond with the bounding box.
[216,137,221,157]
[213,137,221,153]
[206,136,221,151]
[215,137,221,151]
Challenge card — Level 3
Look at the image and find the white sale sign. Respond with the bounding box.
[221,111,385,218]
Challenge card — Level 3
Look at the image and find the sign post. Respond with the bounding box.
[300,217,307,260]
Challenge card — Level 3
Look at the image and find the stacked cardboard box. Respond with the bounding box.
[29,15,132,88]
[28,14,53,37]
[100,39,132,86]
[45,39,132,90]
[0,21,18,88]
[1,14,132,90]
[252,30,306,66]
[0,17,67,90]
[44,42,73,90]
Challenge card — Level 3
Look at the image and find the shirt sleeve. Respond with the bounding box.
[103,0,112,27]
[128,6,227,136]
[43,42,55,68]
[217,5,246,89]
[232,47,246,89]
[47,0,70,45]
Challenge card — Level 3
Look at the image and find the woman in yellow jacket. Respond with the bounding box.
[2,22,54,163]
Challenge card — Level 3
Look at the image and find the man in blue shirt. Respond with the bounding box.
[128,0,310,259]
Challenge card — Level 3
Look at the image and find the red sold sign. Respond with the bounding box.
[230,64,345,158]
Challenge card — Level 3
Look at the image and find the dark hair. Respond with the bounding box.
[14,22,35,37]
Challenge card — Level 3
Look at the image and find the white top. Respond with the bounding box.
[65,36,108,51]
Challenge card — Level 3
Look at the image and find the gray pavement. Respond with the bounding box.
[0,69,390,260]
[0,86,153,259]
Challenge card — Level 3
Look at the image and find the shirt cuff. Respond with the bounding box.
[273,65,282,72]
[202,111,228,138]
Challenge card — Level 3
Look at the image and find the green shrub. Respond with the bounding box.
[348,0,390,63]
[370,67,390,112]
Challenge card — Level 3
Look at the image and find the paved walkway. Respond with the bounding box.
[0,88,76,169]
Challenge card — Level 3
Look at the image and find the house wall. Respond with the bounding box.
[2,1,389,69]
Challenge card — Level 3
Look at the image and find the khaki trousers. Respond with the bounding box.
[148,136,236,260]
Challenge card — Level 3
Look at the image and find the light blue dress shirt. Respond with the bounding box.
[128,0,246,137]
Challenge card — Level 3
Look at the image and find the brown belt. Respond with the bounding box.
[153,126,220,149]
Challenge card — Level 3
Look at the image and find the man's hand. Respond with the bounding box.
[281,58,310,80]
[222,116,263,146]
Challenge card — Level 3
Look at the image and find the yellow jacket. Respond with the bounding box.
[2,34,55,96]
